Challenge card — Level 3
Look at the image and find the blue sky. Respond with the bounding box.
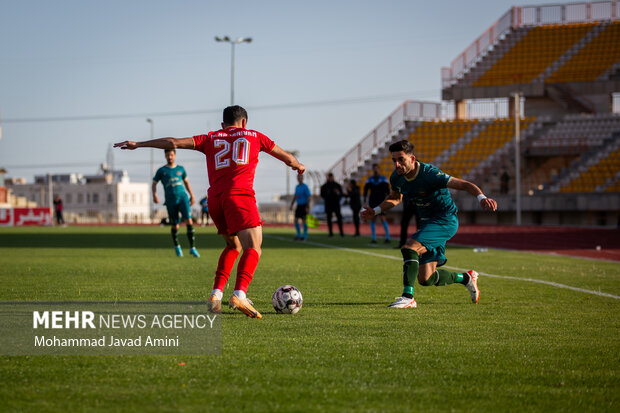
[0,0,548,203]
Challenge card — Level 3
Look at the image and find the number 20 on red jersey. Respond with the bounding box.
[213,138,250,170]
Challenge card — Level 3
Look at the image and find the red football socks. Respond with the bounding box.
[234,248,260,293]
[213,246,240,291]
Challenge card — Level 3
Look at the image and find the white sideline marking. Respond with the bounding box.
[267,235,620,300]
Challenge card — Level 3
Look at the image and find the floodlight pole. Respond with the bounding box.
[230,41,237,105]
[513,92,522,225]
[215,36,253,105]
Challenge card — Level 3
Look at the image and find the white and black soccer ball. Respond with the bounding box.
[272,285,303,314]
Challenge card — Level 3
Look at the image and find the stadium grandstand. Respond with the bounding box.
[330,1,620,227]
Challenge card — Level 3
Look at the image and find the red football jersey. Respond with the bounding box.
[192,127,276,197]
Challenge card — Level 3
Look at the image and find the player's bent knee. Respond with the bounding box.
[244,247,262,257]
[419,277,434,286]
[418,269,438,286]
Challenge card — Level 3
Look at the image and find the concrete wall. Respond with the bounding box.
[524,96,572,117]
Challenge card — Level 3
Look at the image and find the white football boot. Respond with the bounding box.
[387,296,418,308]
[465,270,480,303]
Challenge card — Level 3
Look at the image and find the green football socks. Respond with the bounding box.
[171,227,179,246]
[401,249,419,298]
[434,269,458,286]
[421,269,468,286]
[401,248,470,296]
[186,225,195,248]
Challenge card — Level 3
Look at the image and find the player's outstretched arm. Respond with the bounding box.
[447,177,497,211]
[183,178,196,205]
[114,137,195,150]
[269,145,305,174]
[360,190,402,221]
[152,182,159,204]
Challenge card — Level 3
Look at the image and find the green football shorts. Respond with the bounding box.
[411,213,459,267]
[166,197,192,226]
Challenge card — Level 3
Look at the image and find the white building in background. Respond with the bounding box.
[7,165,150,224]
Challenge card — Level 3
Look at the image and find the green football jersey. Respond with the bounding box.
[153,165,189,204]
[389,162,457,221]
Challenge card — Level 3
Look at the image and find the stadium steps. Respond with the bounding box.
[530,113,620,157]
[598,57,620,81]
[438,118,535,180]
[546,21,620,83]
[462,118,542,185]
[473,23,595,87]
[597,167,620,193]
[457,27,530,87]
[602,170,620,192]
[490,117,559,194]
[433,121,491,169]
[410,120,478,164]
[536,24,605,83]
[546,83,596,113]
[550,131,620,193]
[524,156,578,195]
[356,119,482,188]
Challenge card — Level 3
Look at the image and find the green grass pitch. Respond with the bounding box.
[0,226,618,412]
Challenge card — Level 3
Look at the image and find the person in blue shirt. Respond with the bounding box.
[199,195,209,226]
[290,174,311,240]
[361,140,497,308]
[364,164,391,244]
[153,149,199,257]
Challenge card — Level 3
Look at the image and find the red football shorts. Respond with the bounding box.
[208,193,263,235]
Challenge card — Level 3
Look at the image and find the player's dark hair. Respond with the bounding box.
[223,105,248,125]
[389,140,415,155]
[372,163,379,168]
[165,148,176,154]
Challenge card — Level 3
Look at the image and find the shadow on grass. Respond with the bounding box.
[0,230,415,251]
[0,232,182,249]
[306,302,386,306]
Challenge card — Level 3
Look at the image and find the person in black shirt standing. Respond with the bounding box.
[320,173,344,237]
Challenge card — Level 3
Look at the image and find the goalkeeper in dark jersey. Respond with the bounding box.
[360,140,497,308]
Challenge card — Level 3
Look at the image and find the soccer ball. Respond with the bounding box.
[272,285,303,314]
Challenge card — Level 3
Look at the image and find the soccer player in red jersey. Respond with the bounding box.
[115,106,305,318]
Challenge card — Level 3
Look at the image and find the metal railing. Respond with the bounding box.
[442,1,620,88]
[328,100,441,181]
[328,98,524,182]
